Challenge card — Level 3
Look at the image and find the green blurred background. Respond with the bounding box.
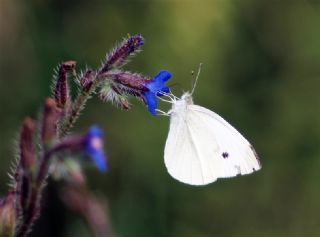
[1,0,320,236]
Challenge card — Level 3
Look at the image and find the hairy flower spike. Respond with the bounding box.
[54,61,77,108]
[100,70,171,115]
[107,72,148,91]
[42,98,62,144]
[3,34,172,237]
[100,35,144,74]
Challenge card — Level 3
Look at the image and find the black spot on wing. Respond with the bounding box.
[222,152,229,159]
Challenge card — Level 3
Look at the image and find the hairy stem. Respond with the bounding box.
[16,150,53,237]
[59,71,107,137]
[60,90,91,137]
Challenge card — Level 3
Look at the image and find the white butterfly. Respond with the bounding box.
[157,70,261,185]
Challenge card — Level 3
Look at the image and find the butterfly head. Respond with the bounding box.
[181,92,194,105]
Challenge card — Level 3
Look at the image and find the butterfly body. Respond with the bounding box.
[167,92,193,116]
[164,92,261,185]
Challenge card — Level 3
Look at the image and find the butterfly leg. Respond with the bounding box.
[157,96,174,104]
[157,91,178,103]
[156,109,170,116]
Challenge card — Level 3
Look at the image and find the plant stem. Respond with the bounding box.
[59,72,105,137]
[16,149,53,237]
[60,90,91,137]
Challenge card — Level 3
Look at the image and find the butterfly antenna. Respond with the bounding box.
[191,63,202,95]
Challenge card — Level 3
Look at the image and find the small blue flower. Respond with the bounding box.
[84,126,107,172]
[144,70,172,116]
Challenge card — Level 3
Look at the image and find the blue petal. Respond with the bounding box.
[146,70,172,93]
[88,126,104,138]
[143,91,158,116]
[154,70,172,82]
[85,126,107,172]
[143,70,172,116]
[90,150,107,172]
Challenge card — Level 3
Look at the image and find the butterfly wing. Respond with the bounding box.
[164,104,261,185]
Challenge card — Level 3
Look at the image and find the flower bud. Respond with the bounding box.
[20,117,36,170]
[42,98,62,144]
[0,192,17,237]
[105,72,148,92]
[80,70,95,92]
[99,34,144,74]
[54,61,76,108]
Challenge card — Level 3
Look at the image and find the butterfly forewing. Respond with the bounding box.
[164,110,218,185]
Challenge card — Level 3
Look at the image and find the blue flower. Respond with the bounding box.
[84,126,107,172]
[144,71,172,116]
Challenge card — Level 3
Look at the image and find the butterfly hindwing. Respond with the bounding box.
[165,109,218,185]
[164,101,261,185]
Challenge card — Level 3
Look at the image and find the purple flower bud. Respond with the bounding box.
[99,35,144,74]
[54,61,76,108]
[84,126,107,172]
[20,117,36,170]
[80,70,95,92]
[17,118,36,217]
[103,71,148,94]
[42,98,62,144]
[0,192,16,237]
